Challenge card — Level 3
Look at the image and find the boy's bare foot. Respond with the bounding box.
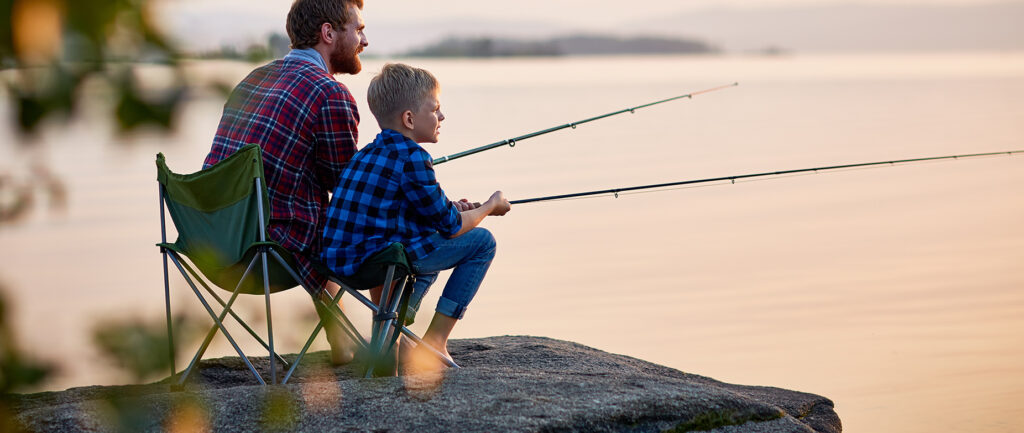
[401,339,451,375]
[401,312,458,374]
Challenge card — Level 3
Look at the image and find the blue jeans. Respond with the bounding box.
[408,227,496,320]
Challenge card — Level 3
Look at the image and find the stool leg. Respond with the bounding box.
[382,275,409,355]
[365,265,397,377]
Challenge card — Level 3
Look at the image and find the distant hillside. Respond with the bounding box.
[639,2,1024,52]
[402,34,717,57]
[162,2,1024,55]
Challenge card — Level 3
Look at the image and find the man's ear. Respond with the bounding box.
[320,22,334,44]
[401,110,415,130]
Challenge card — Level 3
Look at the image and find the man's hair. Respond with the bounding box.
[286,0,364,50]
[367,63,440,126]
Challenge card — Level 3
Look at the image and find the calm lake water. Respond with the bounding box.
[1,52,1023,432]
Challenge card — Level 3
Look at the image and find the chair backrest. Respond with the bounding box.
[157,144,295,294]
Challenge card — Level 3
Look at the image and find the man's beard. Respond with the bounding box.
[330,42,361,75]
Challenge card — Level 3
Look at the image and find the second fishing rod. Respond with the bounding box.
[508,150,1024,205]
[431,82,738,165]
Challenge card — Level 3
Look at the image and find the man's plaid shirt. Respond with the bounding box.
[321,129,463,276]
[204,58,358,289]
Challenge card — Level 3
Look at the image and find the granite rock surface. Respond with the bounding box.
[11,336,840,432]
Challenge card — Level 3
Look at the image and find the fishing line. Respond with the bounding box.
[431,82,739,165]
[509,150,1024,205]
[519,169,857,204]
[613,158,955,199]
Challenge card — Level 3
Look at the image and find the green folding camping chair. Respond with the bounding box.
[157,144,455,385]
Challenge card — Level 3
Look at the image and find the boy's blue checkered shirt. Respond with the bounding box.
[321,129,463,276]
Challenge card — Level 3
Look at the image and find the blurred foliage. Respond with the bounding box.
[164,393,210,433]
[0,286,56,432]
[0,3,306,429]
[0,288,55,394]
[261,387,300,433]
[97,389,156,433]
[0,0,188,226]
[1,0,189,135]
[92,313,204,383]
[92,389,210,433]
[0,163,66,226]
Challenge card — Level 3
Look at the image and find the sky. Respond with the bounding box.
[157,0,1024,53]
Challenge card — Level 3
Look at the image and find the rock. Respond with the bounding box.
[9,336,840,432]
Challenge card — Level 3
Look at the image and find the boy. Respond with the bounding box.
[321,63,511,367]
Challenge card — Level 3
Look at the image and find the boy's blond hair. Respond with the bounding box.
[367,63,439,128]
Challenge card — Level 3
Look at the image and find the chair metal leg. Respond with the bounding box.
[161,251,176,379]
[176,254,289,368]
[342,285,378,310]
[266,249,378,383]
[169,254,266,385]
[175,255,264,385]
[252,177,277,384]
[281,321,322,384]
[259,250,276,384]
[280,289,374,383]
[365,265,398,378]
[266,250,371,384]
[268,250,370,348]
[179,324,218,385]
[376,267,399,347]
[314,287,370,350]
[327,276,461,368]
[159,186,176,378]
[320,273,459,373]
[381,275,409,355]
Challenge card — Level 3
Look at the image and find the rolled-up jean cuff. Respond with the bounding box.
[436,296,467,319]
[408,292,424,313]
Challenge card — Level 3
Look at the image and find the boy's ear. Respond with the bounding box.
[401,110,415,130]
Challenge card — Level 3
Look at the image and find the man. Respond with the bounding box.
[203,0,368,364]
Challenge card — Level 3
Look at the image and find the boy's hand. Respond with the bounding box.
[487,191,511,216]
[453,198,481,212]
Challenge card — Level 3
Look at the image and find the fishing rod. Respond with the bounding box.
[432,82,739,165]
[509,150,1024,205]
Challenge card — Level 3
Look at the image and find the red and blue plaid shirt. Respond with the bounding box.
[321,129,463,277]
[204,58,358,289]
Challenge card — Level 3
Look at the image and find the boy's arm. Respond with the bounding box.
[400,155,464,237]
[400,152,510,239]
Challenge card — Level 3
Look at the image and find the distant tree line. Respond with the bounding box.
[192,33,291,63]
[403,34,718,58]
[190,33,718,61]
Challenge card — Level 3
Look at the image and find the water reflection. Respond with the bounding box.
[1,52,1023,433]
